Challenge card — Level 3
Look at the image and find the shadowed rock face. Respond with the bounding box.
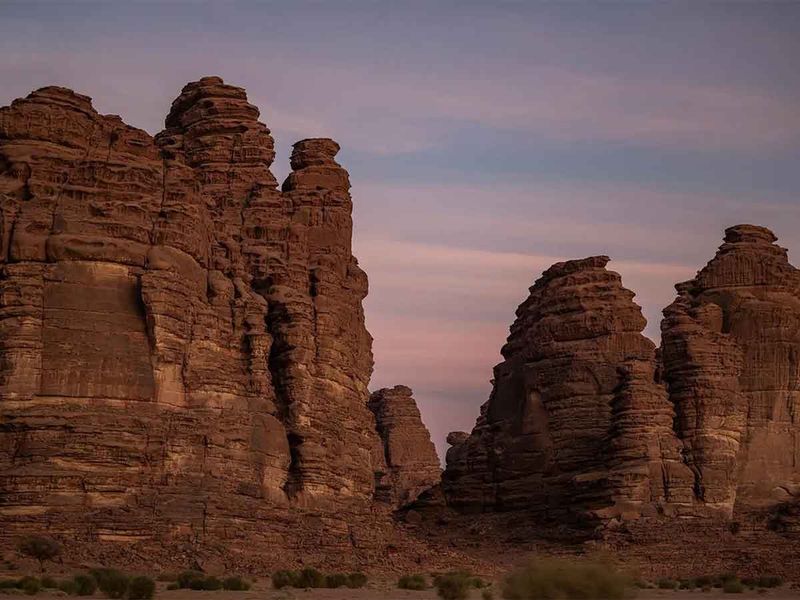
[661,225,800,515]
[444,226,800,525]
[0,78,389,556]
[443,256,694,523]
[369,386,441,507]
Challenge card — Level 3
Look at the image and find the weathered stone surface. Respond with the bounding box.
[442,256,694,523]
[0,78,389,562]
[661,224,800,516]
[444,225,800,528]
[369,385,441,507]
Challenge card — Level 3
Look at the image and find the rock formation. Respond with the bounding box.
[0,77,407,562]
[369,386,441,507]
[444,226,800,526]
[661,224,800,516]
[443,256,695,523]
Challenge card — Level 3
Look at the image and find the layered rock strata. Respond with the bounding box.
[661,224,800,516]
[0,78,386,557]
[444,226,800,525]
[442,256,695,523]
[369,386,441,507]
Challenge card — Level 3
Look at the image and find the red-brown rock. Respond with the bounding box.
[369,385,441,507]
[0,78,388,564]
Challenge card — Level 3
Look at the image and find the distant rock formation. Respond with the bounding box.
[443,256,695,523]
[444,230,800,525]
[661,224,800,515]
[369,386,441,507]
[0,77,404,561]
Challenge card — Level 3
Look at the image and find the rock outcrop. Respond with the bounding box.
[369,386,441,507]
[0,78,390,562]
[661,224,800,516]
[444,226,800,526]
[442,256,695,523]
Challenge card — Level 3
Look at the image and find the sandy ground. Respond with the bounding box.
[16,584,798,600]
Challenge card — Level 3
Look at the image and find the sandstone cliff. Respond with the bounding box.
[444,231,800,525]
[369,386,441,507]
[0,78,413,565]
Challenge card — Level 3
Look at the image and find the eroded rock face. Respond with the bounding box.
[369,386,441,507]
[444,226,800,526]
[661,225,800,516]
[442,256,694,523]
[0,78,386,559]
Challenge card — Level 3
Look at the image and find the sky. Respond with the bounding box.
[2,1,800,459]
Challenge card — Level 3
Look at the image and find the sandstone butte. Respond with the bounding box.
[2,77,800,577]
[443,225,800,534]
[0,78,441,569]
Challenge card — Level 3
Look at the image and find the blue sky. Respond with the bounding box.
[2,1,799,457]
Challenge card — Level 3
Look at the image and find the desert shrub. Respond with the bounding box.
[165,583,179,591]
[679,579,697,590]
[200,577,222,591]
[346,572,367,588]
[128,576,156,600]
[657,578,678,590]
[222,576,250,591]
[58,580,78,596]
[694,576,712,587]
[271,570,297,589]
[176,571,203,589]
[482,590,494,600]
[502,557,632,600]
[0,580,19,590]
[713,573,738,588]
[18,576,40,596]
[40,577,58,589]
[757,576,782,588]
[90,569,129,599]
[156,573,178,583]
[723,579,744,594]
[398,574,427,590]
[17,537,61,572]
[295,568,325,589]
[324,574,348,589]
[73,574,97,596]
[434,571,471,600]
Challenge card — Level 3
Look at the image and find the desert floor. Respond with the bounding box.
[25,586,800,600]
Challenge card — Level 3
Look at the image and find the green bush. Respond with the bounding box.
[713,573,738,588]
[176,571,204,589]
[434,572,471,600]
[271,570,297,590]
[58,580,78,596]
[324,574,348,589]
[17,537,61,573]
[0,580,19,590]
[18,576,40,596]
[221,576,250,591]
[657,578,678,590]
[295,568,325,589]
[128,576,156,600]
[90,569,129,599]
[200,577,222,591]
[40,577,58,589]
[502,558,632,600]
[73,574,98,596]
[694,576,712,587]
[757,576,782,588]
[723,579,744,594]
[398,574,427,590]
[346,572,368,589]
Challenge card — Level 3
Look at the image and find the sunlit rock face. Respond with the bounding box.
[0,78,391,557]
[444,231,800,525]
